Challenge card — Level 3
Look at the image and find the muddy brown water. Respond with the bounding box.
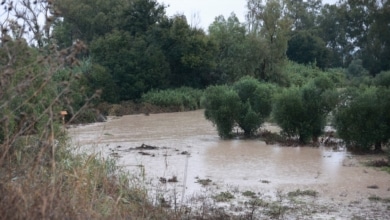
[70,110,390,210]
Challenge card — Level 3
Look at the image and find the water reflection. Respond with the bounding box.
[204,141,347,187]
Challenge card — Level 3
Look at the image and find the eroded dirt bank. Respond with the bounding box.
[69,110,390,219]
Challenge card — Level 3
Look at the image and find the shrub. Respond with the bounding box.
[373,70,390,88]
[202,85,241,138]
[233,76,274,136]
[213,191,235,202]
[203,77,275,138]
[273,87,304,140]
[334,87,390,151]
[273,76,338,143]
[283,61,345,87]
[347,59,369,78]
[287,189,318,197]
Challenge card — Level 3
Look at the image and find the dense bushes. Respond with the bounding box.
[198,63,390,152]
[202,85,241,138]
[201,74,340,142]
[273,76,338,143]
[334,87,390,151]
[282,61,345,87]
[202,77,274,138]
[233,76,275,136]
[201,74,342,141]
[141,87,204,111]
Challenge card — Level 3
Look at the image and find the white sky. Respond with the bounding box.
[158,0,338,30]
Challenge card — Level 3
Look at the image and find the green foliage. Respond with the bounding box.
[0,41,59,144]
[242,190,256,198]
[347,59,369,78]
[334,87,390,151]
[202,85,241,138]
[233,76,274,135]
[318,0,390,74]
[213,191,235,202]
[85,63,119,103]
[237,102,262,136]
[160,15,217,88]
[54,0,127,44]
[0,4,174,218]
[272,87,303,139]
[287,31,332,69]
[283,61,345,87]
[256,0,290,84]
[120,0,166,35]
[273,76,338,143]
[90,30,170,100]
[141,87,203,110]
[344,59,372,87]
[287,189,318,197]
[203,77,274,138]
[52,0,390,105]
[283,0,321,31]
[209,13,261,83]
[373,71,390,88]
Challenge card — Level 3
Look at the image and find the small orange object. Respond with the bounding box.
[60,111,68,124]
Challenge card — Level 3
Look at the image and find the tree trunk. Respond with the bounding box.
[374,141,382,152]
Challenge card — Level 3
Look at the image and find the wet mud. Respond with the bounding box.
[69,110,390,219]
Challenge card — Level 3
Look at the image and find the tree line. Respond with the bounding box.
[49,0,389,102]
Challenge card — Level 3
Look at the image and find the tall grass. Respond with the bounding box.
[141,87,204,111]
[0,149,162,219]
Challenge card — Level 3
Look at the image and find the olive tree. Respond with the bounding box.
[203,76,274,138]
[334,87,390,151]
[273,76,338,143]
[202,85,241,138]
[233,76,274,136]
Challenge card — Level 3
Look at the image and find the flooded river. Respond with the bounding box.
[70,110,390,219]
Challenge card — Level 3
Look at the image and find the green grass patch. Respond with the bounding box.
[196,178,212,186]
[242,190,257,198]
[142,87,204,110]
[382,166,390,173]
[287,189,318,197]
[368,195,390,203]
[213,191,235,202]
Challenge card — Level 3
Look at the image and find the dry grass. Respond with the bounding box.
[0,2,174,219]
[0,144,178,219]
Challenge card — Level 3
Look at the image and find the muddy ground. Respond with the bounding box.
[70,110,390,219]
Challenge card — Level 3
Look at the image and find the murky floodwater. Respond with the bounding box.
[69,110,390,208]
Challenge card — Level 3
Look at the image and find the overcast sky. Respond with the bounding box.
[158,0,338,30]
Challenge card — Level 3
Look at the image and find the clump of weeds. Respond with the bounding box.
[368,195,390,203]
[213,191,235,202]
[242,190,257,198]
[196,177,213,186]
[288,189,318,197]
